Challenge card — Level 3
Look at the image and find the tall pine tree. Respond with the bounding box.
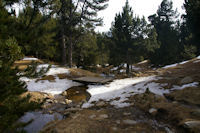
[148,0,180,66]
[111,0,159,73]
[49,0,109,66]
[111,0,134,74]
[184,0,200,53]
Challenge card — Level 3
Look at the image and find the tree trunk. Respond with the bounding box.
[68,36,73,68]
[130,64,132,72]
[61,32,67,65]
[126,63,130,75]
[126,52,130,75]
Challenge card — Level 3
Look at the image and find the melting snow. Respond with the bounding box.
[21,77,81,95]
[45,67,70,75]
[111,67,118,71]
[120,69,126,73]
[137,60,148,64]
[83,77,199,108]
[132,65,141,71]
[163,63,178,69]
[163,59,192,69]
[82,76,171,108]
[179,60,189,65]
[194,60,200,63]
[20,64,80,95]
[23,57,39,61]
[171,82,199,91]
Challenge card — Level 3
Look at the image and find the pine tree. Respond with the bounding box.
[0,2,40,131]
[148,0,180,66]
[15,5,57,60]
[184,0,200,53]
[111,0,134,74]
[74,30,99,67]
[96,33,110,65]
[179,21,197,60]
[49,0,109,66]
[111,0,160,73]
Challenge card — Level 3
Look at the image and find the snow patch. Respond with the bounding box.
[19,77,34,82]
[111,67,118,71]
[23,57,39,61]
[45,67,70,75]
[171,82,199,91]
[82,76,168,108]
[137,60,148,64]
[21,77,81,95]
[120,69,126,73]
[194,60,200,63]
[197,55,200,59]
[163,60,192,69]
[132,65,141,71]
[179,60,189,65]
[163,63,178,69]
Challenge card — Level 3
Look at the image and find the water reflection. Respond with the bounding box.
[19,111,62,133]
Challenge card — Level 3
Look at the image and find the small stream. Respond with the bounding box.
[18,85,90,133]
[18,111,63,133]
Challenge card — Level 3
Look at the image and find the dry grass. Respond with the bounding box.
[41,109,110,133]
[165,87,200,106]
[57,73,69,79]
[14,60,43,65]
[160,59,200,81]
[20,91,53,103]
[13,58,44,71]
[130,92,198,126]
[154,59,200,88]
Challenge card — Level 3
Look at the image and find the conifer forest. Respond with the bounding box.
[0,0,200,132]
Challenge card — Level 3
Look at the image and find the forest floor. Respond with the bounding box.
[16,56,200,133]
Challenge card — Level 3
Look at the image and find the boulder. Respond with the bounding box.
[46,99,54,103]
[65,99,72,104]
[123,119,137,125]
[191,109,200,117]
[180,76,193,84]
[62,91,67,96]
[20,92,53,103]
[89,114,96,119]
[123,112,131,116]
[182,120,200,132]
[96,101,106,107]
[99,114,108,119]
[149,108,158,115]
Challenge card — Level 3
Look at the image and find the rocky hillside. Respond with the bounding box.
[17,56,200,133]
